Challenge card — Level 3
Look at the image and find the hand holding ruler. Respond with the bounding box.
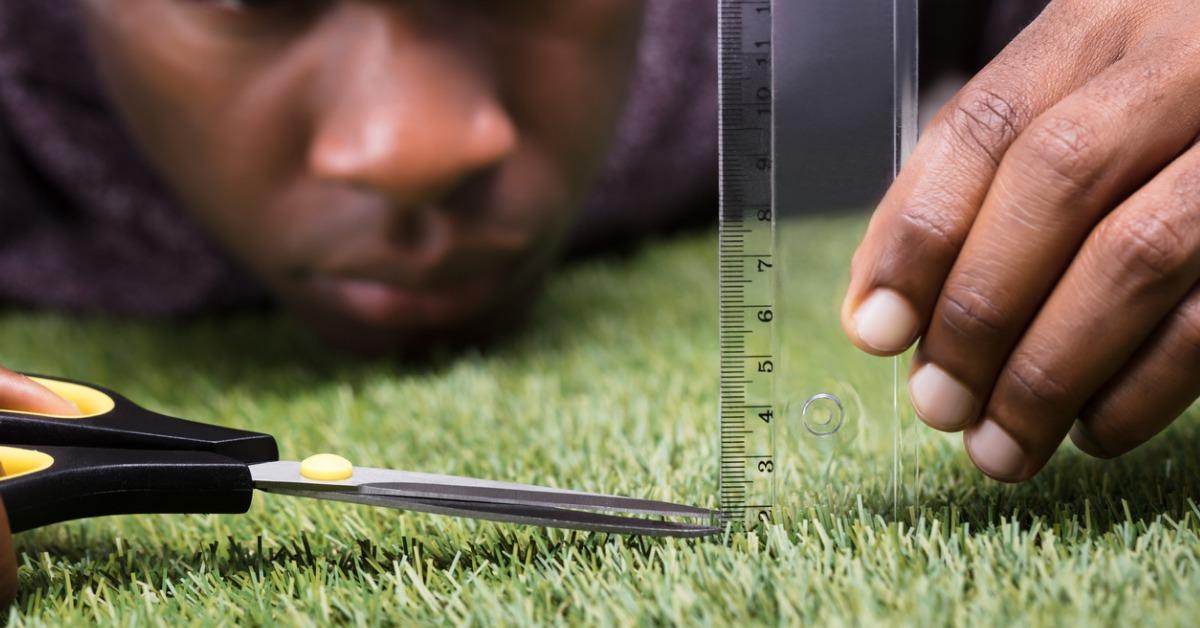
[719,0,920,531]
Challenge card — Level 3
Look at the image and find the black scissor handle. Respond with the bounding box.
[0,445,255,533]
[0,375,278,464]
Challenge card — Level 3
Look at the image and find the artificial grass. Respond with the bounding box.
[2,214,1199,625]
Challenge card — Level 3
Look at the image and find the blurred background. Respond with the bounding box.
[783,0,1047,214]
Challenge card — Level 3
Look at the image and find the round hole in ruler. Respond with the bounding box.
[801,394,845,438]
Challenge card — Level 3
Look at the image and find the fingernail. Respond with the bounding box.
[853,289,919,353]
[1069,422,1111,459]
[909,364,977,430]
[964,419,1025,481]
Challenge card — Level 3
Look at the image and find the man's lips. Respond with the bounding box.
[308,272,503,329]
[314,240,529,287]
[288,223,547,331]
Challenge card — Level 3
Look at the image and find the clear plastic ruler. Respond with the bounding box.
[719,0,919,532]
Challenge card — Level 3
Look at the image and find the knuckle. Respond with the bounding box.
[1003,355,1074,410]
[1018,114,1106,191]
[1169,295,1200,356]
[894,200,967,258]
[937,282,1009,340]
[1094,210,1189,285]
[1169,165,1200,211]
[942,87,1029,166]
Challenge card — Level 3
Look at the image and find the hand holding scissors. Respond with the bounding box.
[0,375,718,606]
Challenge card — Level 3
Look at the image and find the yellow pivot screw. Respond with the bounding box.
[300,453,354,481]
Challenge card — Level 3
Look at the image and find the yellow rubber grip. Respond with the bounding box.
[22,378,115,419]
[0,447,54,482]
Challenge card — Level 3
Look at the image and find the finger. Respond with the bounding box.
[0,499,14,609]
[0,367,80,416]
[964,143,1200,481]
[910,36,1200,432]
[842,2,1138,356]
[1071,282,1200,458]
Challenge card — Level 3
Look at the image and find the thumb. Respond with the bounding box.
[0,368,80,416]
[0,498,15,609]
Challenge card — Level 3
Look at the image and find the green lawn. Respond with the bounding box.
[3,216,1200,625]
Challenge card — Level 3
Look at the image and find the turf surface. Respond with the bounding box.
[3,215,1200,625]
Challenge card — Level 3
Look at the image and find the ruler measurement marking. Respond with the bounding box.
[719,0,774,533]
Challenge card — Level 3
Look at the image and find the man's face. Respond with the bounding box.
[79,0,644,352]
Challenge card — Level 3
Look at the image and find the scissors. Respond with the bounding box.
[0,375,721,539]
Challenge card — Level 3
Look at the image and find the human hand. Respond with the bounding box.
[0,499,13,609]
[0,367,80,416]
[0,367,80,608]
[842,0,1200,481]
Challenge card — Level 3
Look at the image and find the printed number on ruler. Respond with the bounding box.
[718,0,775,531]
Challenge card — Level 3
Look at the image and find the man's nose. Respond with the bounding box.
[307,10,517,209]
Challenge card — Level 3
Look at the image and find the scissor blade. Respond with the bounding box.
[359,482,716,520]
[251,461,717,520]
[260,487,722,538]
